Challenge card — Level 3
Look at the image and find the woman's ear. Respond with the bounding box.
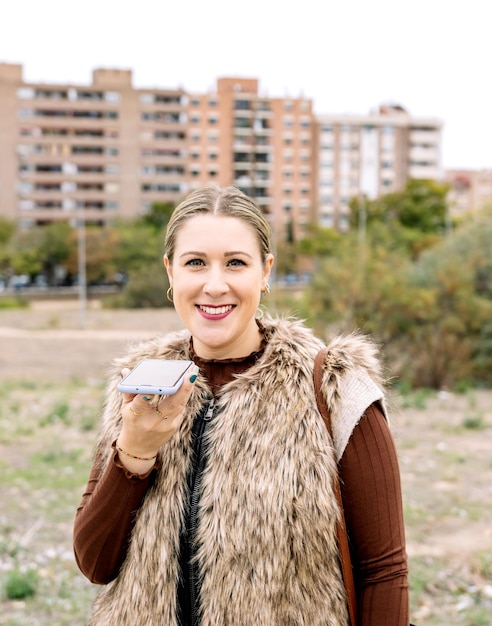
[262,253,274,287]
[163,255,173,283]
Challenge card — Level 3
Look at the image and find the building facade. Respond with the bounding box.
[445,168,492,219]
[0,63,188,227]
[1,63,443,239]
[315,104,442,230]
[185,77,315,242]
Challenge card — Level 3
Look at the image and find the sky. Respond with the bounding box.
[1,0,490,170]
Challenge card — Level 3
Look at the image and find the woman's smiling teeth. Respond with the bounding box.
[198,305,233,315]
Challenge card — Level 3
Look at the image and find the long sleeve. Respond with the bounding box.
[73,453,158,584]
[339,403,409,626]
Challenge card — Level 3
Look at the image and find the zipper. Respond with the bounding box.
[203,397,216,421]
[189,397,216,626]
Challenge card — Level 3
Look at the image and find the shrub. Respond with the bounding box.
[104,262,171,309]
[3,568,38,600]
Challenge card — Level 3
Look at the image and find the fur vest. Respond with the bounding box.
[89,318,385,626]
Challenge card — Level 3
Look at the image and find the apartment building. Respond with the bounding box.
[1,63,443,239]
[0,63,188,227]
[185,77,314,241]
[0,64,314,241]
[445,168,492,218]
[315,104,442,230]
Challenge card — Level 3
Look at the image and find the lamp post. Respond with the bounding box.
[77,206,87,329]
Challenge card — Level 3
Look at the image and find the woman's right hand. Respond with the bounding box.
[116,363,199,473]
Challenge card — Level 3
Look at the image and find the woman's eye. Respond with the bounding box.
[227,258,246,267]
[186,258,205,267]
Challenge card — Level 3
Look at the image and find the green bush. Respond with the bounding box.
[104,262,171,309]
[3,568,38,600]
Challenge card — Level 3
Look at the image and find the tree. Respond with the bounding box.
[350,179,450,259]
[6,222,71,284]
[66,226,121,285]
[141,202,175,230]
[0,217,15,245]
[112,222,163,274]
[298,212,492,389]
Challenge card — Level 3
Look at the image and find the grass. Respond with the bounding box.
[0,381,101,625]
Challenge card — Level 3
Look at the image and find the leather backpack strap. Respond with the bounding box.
[314,347,358,626]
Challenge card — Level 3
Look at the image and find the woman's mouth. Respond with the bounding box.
[197,304,234,319]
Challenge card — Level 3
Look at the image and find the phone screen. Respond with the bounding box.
[118,359,193,394]
[124,360,190,387]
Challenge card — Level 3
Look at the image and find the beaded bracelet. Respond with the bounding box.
[114,441,158,461]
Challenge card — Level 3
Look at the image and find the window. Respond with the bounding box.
[234,117,252,129]
[17,88,34,99]
[141,183,181,193]
[77,91,104,101]
[234,100,250,110]
[105,91,120,103]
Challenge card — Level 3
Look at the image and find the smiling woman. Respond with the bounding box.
[74,185,410,626]
[164,211,273,360]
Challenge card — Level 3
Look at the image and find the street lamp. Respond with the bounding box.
[77,206,87,329]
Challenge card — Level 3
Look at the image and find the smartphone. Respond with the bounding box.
[117,359,193,395]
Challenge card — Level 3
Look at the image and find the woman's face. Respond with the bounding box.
[164,214,274,360]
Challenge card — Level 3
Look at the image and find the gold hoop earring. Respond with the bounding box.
[166,286,174,303]
[261,283,270,297]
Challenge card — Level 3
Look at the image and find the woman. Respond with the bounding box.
[74,186,409,625]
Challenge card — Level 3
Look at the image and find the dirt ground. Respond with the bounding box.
[0,299,184,383]
[1,300,491,624]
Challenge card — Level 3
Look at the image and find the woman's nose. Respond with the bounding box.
[203,268,228,296]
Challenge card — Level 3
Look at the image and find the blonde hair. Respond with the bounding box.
[164,186,272,263]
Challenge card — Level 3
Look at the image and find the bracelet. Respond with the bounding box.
[114,441,158,461]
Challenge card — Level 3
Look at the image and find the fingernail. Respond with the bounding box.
[189,366,199,383]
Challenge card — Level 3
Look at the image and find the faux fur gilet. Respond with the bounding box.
[89,318,385,626]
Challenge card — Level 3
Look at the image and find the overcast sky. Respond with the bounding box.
[1,0,490,170]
